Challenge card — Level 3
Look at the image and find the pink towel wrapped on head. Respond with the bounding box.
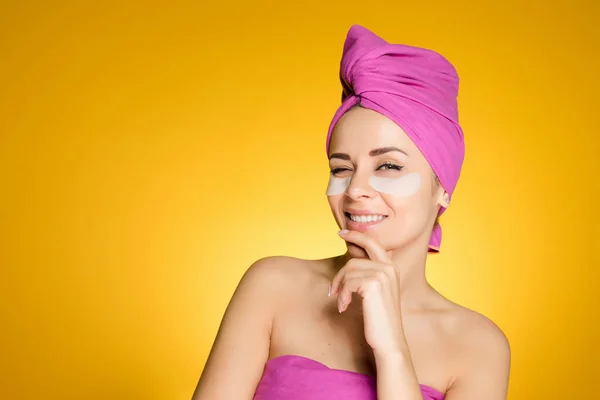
[326,25,466,252]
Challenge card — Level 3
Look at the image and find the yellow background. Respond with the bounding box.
[1,1,598,399]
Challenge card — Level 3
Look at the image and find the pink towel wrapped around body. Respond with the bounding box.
[326,25,465,252]
[253,355,445,400]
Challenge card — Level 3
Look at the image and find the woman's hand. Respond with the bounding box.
[330,229,406,357]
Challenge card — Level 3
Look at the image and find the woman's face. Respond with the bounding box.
[327,106,448,257]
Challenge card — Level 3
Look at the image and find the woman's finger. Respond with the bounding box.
[330,258,375,296]
[335,269,374,310]
[337,275,386,313]
[338,230,392,264]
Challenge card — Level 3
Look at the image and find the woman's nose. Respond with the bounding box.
[346,171,376,200]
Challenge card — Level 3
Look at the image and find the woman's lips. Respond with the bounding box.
[344,212,388,232]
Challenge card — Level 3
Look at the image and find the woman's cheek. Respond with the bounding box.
[385,190,431,234]
[327,196,344,226]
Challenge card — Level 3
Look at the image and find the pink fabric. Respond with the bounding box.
[253,355,445,400]
[326,25,465,252]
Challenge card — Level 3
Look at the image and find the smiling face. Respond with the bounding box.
[327,106,449,257]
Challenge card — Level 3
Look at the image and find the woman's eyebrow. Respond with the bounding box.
[328,147,408,160]
[369,146,408,157]
[329,153,351,160]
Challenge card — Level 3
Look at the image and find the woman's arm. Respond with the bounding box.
[374,343,425,400]
[192,257,284,400]
[331,230,428,400]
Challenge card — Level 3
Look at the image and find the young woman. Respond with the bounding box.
[193,25,511,400]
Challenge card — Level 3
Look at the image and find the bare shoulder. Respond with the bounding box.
[449,303,510,356]
[241,255,299,286]
[240,255,329,303]
[192,255,325,399]
[441,301,511,397]
[243,255,323,288]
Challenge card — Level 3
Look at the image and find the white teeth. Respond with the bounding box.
[349,214,385,223]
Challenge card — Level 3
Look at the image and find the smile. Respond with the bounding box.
[348,214,385,223]
[344,212,388,231]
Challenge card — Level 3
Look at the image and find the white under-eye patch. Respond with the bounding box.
[326,175,351,196]
[368,173,422,197]
[326,172,422,197]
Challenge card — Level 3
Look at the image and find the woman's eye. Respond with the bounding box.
[330,167,351,175]
[377,163,404,171]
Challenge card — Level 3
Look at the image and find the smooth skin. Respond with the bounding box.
[193,107,511,399]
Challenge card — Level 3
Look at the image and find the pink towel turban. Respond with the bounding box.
[326,25,465,253]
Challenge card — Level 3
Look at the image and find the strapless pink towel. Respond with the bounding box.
[253,355,445,400]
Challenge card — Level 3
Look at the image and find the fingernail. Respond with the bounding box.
[338,229,349,235]
[328,284,331,297]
